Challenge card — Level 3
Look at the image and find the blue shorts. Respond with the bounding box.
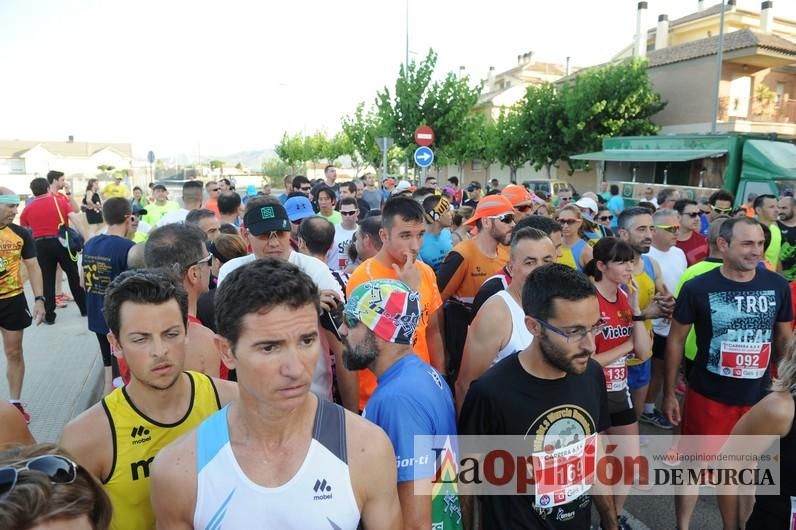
[627,360,651,389]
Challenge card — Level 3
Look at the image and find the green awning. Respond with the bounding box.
[571,149,727,162]
[742,140,796,180]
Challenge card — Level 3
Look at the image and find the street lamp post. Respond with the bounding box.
[710,0,727,134]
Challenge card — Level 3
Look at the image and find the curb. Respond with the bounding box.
[71,351,104,420]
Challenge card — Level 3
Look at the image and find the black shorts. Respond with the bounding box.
[607,388,637,427]
[652,332,666,361]
[0,293,33,331]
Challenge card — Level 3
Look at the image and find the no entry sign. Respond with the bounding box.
[415,125,434,147]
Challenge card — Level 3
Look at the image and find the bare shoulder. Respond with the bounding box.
[59,401,113,479]
[758,391,795,429]
[211,377,239,406]
[345,409,394,465]
[154,428,198,475]
[151,429,199,526]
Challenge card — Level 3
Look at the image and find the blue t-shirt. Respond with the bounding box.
[363,354,458,482]
[82,234,135,334]
[674,267,792,406]
[420,228,453,272]
[607,195,625,228]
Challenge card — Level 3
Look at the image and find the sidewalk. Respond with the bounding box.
[0,284,103,442]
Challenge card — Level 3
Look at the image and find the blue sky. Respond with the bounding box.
[1,0,794,159]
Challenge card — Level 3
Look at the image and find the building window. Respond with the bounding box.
[472,160,483,171]
[776,82,785,107]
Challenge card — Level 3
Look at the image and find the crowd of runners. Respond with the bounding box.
[2,168,796,529]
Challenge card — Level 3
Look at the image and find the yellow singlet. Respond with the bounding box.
[627,255,656,366]
[100,371,221,530]
[556,239,587,272]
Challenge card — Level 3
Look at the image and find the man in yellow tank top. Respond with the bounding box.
[60,269,237,530]
[616,207,675,419]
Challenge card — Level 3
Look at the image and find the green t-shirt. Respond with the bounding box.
[142,201,179,226]
[675,257,722,360]
[319,210,342,225]
[766,222,782,268]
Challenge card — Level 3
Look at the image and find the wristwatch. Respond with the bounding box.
[34,296,45,303]
[632,314,646,322]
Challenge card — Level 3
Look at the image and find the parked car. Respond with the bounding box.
[522,179,578,199]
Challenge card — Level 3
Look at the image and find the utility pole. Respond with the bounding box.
[710,0,727,134]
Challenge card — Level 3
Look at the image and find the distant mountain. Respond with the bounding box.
[215,148,276,169]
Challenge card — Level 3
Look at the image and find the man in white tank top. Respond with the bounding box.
[150,258,402,529]
[455,228,556,413]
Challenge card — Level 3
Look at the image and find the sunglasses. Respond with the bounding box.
[488,213,515,224]
[300,187,312,192]
[342,311,358,328]
[598,215,613,222]
[0,455,78,499]
[208,188,219,192]
[654,224,680,234]
[188,253,213,269]
[559,196,572,202]
[711,205,733,214]
[682,212,700,218]
[340,210,358,216]
[556,218,579,226]
[515,204,532,213]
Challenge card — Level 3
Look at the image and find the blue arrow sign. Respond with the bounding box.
[414,146,434,168]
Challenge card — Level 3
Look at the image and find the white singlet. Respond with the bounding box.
[492,290,534,365]
[193,397,361,529]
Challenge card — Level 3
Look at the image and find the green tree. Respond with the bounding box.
[375,49,482,167]
[96,164,115,178]
[439,112,487,178]
[559,58,665,164]
[261,158,290,180]
[209,160,224,170]
[342,103,383,176]
[493,106,530,183]
[521,83,568,178]
[303,132,329,169]
[275,132,308,174]
[323,131,352,166]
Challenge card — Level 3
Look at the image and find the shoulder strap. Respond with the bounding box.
[641,254,656,282]
[311,396,348,463]
[52,194,66,226]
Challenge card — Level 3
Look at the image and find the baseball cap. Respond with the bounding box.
[575,197,599,215]
[466,181,482,193]
[246,184,257,196]
[131,204,147,216]
[344,279,420,345]
[464,194,514,226]
[394,180,412,193]
[243,203,291,235]
[284,196,315,222]
[501,184,533,207]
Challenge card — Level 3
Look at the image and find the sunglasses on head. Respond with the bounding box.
[0,455,78,499]
[489,213,515,224]
[654,224,680,234]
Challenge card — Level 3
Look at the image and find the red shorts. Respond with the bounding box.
[681,388,752,436]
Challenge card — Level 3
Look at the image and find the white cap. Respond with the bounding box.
[393,180,412,193]
[575,197,599,215]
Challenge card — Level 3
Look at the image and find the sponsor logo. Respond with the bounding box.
[130,425,152,445]
[538,494,551,506]
[130,457,155,481]
[313,478,333,501]
[723,368,732,376]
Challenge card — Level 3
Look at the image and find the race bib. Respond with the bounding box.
[603,357,627,392]
[718,341,771,379]
[532,434,596,509]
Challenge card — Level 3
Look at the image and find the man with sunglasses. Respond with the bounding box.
[708,189,736,221]
[459,263,616,530]
[501,184,536,221]
[327,197,359,271]
[217,196,344,398]
[674,199,708,266]
[203,180,220,217]
[145,223,223,378]
[437,195,515,382]
[641,209,687,430]
[60,269,238,530]
[291,175,313,198]
[82,198,137,394]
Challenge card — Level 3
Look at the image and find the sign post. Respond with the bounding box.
[376,137,394,181]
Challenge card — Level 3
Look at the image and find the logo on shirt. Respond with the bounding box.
[313,478,333,501]
[130,425,152,445]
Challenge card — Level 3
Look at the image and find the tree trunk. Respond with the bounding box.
[510,166,517,184]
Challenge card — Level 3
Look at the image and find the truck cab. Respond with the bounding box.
[571,133,796,206]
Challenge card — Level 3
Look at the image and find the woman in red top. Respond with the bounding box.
[585,237,652,525]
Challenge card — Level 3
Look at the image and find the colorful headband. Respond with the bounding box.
[0,195,20,204]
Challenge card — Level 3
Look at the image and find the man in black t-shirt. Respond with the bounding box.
[778,195,796,281]
[663,216,793,530]
[459,263,616,530]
